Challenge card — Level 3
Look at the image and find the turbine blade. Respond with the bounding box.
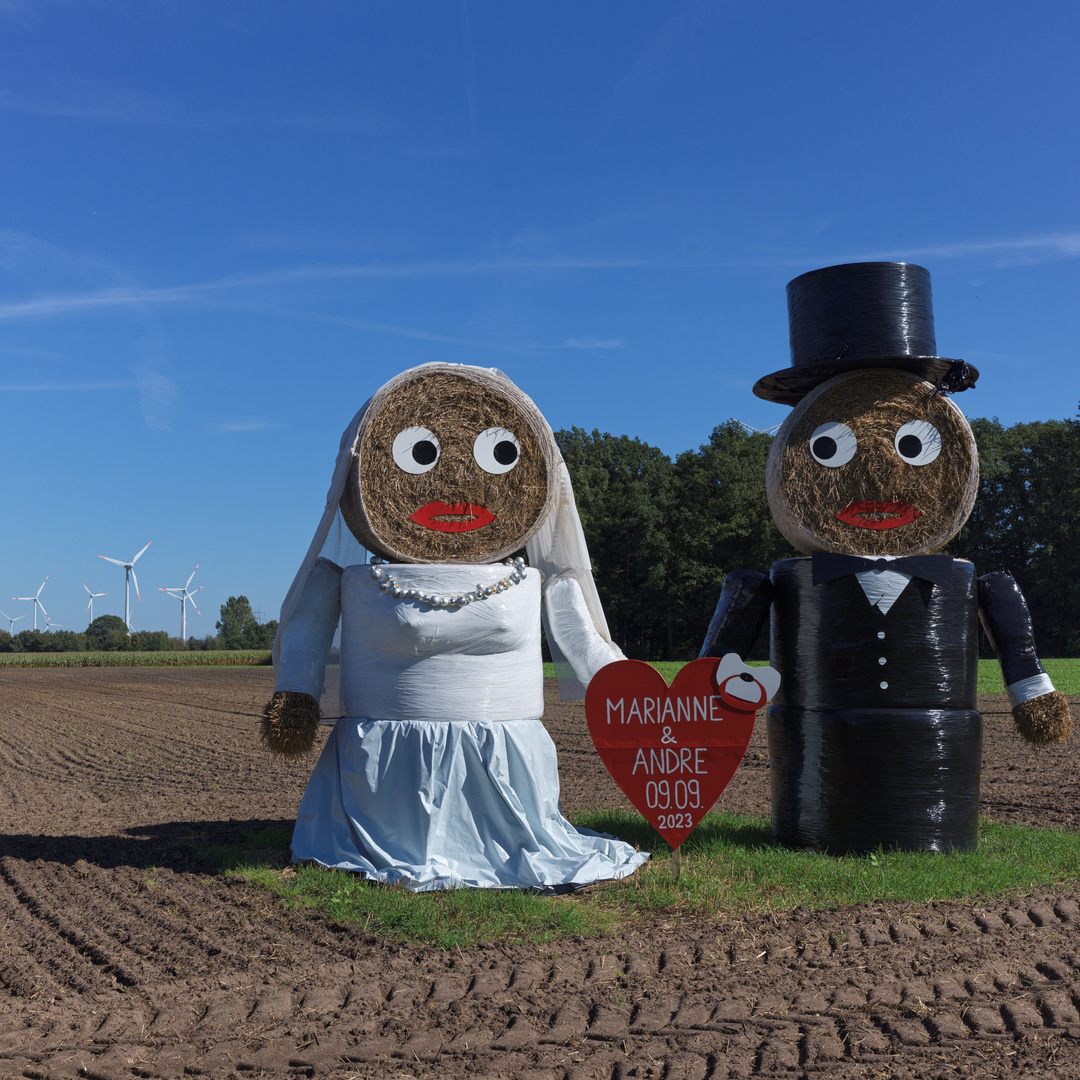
[133,541,152,563]
[185,563,200,589]
[189,593,202,616]
[99,555,126,567]
[36,577,48,598]
[130,567,141,600]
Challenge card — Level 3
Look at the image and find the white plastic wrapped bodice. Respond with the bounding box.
[339,563,544,722]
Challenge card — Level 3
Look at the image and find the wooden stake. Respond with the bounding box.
[671,844,682,882]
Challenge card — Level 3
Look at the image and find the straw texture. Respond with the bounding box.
[340,366,557,563]
[1013,689,1073,745]
[261,690,321,757]
[766,370,978,555]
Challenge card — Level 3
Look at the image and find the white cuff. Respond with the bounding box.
[1007,672,1055,709]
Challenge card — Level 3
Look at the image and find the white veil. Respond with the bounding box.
[271,363,618,700]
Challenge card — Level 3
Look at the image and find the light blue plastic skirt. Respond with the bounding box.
[291,716,649,892]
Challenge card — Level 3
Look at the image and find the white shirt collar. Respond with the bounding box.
[855,555,912,615]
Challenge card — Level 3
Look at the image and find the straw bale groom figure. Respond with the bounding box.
[701,262,1071,854]
[262,363,646,891]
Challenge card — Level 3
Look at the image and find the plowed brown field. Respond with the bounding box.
[2,666,1080,1079]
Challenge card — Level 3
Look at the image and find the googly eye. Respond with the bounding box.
[473,427,520,474]
[392,427,440,474]
[894,420,941,465]
[809,422,857,467]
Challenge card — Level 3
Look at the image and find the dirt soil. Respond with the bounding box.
[2,667,1080,1080]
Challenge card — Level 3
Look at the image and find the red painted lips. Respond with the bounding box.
[836,500,923,530]
[408,501,497,532]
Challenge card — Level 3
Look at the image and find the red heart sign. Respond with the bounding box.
[585,656,773,850]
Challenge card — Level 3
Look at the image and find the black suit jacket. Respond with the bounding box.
[701,558,1049,705]
[769,557,977,711]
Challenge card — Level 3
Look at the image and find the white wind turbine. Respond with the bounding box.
[83,583,108,622]
[159,563,203,641]
[45,616,63,632]
[0,609,27,635]
[11,577,49,630]
[98,541,152,630]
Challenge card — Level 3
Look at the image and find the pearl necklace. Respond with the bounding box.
[369,556,528,609]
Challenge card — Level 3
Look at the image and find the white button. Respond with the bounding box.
[880,681,888,689]
[877,631,885,640]
[878,656,887,665]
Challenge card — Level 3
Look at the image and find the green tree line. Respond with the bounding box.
[557,411,1080,660]
[0,596,277,654]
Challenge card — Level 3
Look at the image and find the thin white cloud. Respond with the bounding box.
[893,232,1080,265]
[809,232,1080,270]
[0,256,658,323]
[0,81,174,123]
[0,228,134,288]
[560,337,625,349]
[2,229,1076,355]
[260,304,531,351]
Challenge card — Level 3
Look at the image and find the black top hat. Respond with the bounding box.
[753,262,978,406]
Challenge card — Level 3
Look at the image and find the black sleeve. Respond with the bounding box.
[976,570,1047,687]
[699,568,774,660]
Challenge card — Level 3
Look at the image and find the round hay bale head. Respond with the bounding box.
[341,365,558,563]
[766,369,978,555]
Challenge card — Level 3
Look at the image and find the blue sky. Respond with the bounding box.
[2,0,1078,636]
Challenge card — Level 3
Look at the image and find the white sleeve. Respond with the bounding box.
[1006,672,1056,709]
[542,573,622,689]
[273,557,342,699]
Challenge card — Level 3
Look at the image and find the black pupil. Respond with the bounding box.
[493,440,518,466]
[739,673,755,682]
[898,434,922,459]
[412,440,438,465]
[812,436,837,460]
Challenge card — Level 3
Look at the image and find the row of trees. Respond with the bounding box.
[0,596,278,653]
[557,411,1080,660]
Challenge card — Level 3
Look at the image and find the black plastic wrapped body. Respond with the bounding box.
[699,569,774,660]
[767,556,982,853]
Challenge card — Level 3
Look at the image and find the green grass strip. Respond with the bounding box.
[575,810,1080,917]
[204,813,1080,948]
[542,657,1080,694]
[0,649,272,668]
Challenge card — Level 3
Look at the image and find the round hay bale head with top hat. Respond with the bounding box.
[766,369,978,556]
